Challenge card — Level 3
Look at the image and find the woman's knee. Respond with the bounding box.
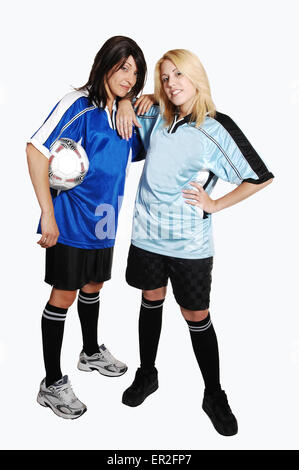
[81,281,104,294]
[49,288,77,309]
[142,286,167,301]
[180,307,209,322]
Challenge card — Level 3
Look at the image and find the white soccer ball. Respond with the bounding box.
[49,138,89,191]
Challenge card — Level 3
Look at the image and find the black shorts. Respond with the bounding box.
[45,243,114,291]
[126,244,213,311]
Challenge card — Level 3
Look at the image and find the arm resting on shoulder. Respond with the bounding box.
[116,94,156,140]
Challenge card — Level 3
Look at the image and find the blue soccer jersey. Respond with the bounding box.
[29,90,144,249]
[132,109,274,259]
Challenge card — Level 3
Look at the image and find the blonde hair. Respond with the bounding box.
[154,49,216,127]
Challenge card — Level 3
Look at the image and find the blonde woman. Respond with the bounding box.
[118,49,274,436]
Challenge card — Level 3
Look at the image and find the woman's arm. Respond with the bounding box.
[116,94,156,140]
[182,179,274,214]
[134,94,156,115]
[26,143,59,248]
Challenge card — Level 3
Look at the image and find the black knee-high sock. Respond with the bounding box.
[186,312,221,393]
[139,296,164,372]
[77,290,100,356]
[42,302,68,388]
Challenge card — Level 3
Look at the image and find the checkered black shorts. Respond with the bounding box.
[126,244,213,311]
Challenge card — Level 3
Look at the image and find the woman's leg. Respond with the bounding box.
[38,287,87,420]
[123,245,169,406]
[140,287,167,371]
[77,281,127,376]
[180,306,221,393]
[122,286,166,407]
[43,288,77,387]
[181,306,237,436]
[77,281,103,356]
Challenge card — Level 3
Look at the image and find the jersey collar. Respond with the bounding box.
[102,100,117,130]
[168,113,193,134]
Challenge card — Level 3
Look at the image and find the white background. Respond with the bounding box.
[1,0,298,451]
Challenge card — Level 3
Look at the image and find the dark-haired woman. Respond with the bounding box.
[26,36,147,419]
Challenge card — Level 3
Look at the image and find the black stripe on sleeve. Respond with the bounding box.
[214,112,274,184]
[202,171,215,219]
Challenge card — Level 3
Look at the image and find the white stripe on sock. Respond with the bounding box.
[42,312,66,322]
[79,293,99,301]
[141,301,164,309]
[44,308,67,318]
[78,297,99,305]
[188,319,212,332]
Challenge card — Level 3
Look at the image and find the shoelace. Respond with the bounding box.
[55,382,78,404]
[97,348,117,365]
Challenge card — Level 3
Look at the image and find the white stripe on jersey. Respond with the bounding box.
[28,137,52,158]
[168,115,178,133]
[105,101,117,130]
[28,90,91,158]
[125,148,132,178]
[197,126,243,182]
[50,105,95,149]
[28,91,119,159]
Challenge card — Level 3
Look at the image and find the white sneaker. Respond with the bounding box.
[78,344,128,377]
[37,375,87,419]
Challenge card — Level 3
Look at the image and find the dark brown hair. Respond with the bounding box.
[77,36,147,108]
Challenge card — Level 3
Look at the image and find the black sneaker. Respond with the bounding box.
[202,389,238,436]
[122,367,158,407]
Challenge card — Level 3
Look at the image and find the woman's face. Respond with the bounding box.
[160,59,196,114]
[106,55,138,100]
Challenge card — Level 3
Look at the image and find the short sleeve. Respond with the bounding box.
[136,105,160,152]
[27,91,92,158]
[208,112,274,185]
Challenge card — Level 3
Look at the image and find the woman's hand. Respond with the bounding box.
[37,212,60,248]
[116,94,156,140]
[116,99,141,140]
[134,94,156,115]
[182,182,217,214]
[182,179,274,215]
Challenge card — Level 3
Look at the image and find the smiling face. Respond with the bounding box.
[160,59,197,117]
[106,55,138,101]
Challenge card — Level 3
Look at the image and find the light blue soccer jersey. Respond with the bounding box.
[133,108,274,259]
[29,90,144,249]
